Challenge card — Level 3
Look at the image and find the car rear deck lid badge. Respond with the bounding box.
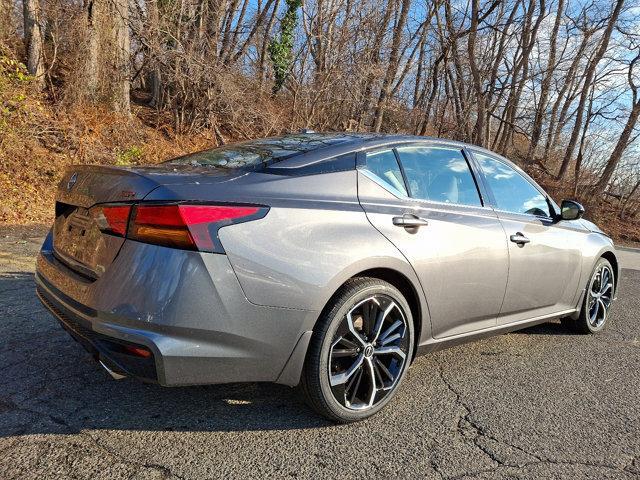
[67,172,78,191]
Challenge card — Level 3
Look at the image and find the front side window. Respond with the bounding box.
[474,152,551,217]
[365,150,408,196]
[395,146,482,206]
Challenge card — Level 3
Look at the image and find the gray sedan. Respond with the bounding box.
[35,133,618,422]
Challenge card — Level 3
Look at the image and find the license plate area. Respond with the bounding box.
[53,203,125,278]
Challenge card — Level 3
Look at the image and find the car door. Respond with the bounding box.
[357,143,509,339]
[470,150,584,324]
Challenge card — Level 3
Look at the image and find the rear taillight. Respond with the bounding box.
[89,202,265,252]
[92,204,132,237]
[127,204,266,252]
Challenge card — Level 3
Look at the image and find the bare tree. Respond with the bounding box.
[557,0,625,179]
[23,0,45,89]
[372,0,411,132]
[595,49,640,195]
[525,0,565,163]
[83,0,100,100]
[110,0,131,114]
[5,0,640,228]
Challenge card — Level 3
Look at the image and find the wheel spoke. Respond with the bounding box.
[363,298,379,336]
[600,268,610,292]
[598,298,608,324]
[372,360,385,386]
[591,271,601,293]
[347,368,363,405]
[378,319,403,345]
[371,302,395,342]
[375,345,406,360]
[336,336,359,349]
[375,357,394,382]
[589,298,600,324]
[364,357,377,407]
[332,348,359,358]
[330,355,364,386]
[380,332,401,346]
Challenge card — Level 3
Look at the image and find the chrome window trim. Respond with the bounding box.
[491,208,554,222]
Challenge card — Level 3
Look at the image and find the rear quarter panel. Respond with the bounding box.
[150,170,430,338]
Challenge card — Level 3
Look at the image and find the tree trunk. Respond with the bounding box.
[542,29,591,160]
[357,0,395,130]
[258,0,280,86]
[573,85,595,195]
[620,179,640,219]
[146,0,161,107]
[594,100,640,195]
[23,0,45,89]
[112,0,131,114]
[468,0,484,146]
[525,0,564,162]
[497,0,545,155]
[557,0,624,179]
[372,0,411,132]
[83,0,102,101]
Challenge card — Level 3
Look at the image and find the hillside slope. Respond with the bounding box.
[1,49,639,246]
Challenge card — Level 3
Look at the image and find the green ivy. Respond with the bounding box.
[0,54,32,93]
[115,145,144,165]
[268,0,302,94]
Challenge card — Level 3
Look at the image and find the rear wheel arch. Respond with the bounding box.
[317,267,423,361]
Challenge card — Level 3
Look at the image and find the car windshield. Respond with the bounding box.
[165,134,355,169]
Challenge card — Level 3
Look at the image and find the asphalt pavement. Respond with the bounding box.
[0,227,638,479]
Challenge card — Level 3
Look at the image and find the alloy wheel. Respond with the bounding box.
[587,264,613,329]
[328,295,409,410]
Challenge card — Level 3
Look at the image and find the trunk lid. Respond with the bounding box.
[52,164,241,278]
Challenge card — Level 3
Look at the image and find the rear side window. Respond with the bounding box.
[396,146,482,206]
[474,152,551,217]
[365,150,408,196]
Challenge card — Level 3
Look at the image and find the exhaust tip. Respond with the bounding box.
[99,360,127,380]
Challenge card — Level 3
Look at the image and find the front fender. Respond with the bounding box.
[570,233,618,318]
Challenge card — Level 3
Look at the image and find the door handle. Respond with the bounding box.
[393,214,429,228]
[510,232,530,245]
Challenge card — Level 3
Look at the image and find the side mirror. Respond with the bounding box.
[560,199,585,221]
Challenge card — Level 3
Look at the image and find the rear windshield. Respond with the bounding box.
[165,134,355,169]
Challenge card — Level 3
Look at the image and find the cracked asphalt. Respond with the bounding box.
[1,226,639,479]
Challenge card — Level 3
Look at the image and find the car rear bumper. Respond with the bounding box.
[35,230,316,386]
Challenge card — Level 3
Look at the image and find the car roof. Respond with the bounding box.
[269,132,503,169]
[167,131,516,172]
[268,133,555,208]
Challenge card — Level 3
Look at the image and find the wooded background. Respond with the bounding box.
[1,0,640,243]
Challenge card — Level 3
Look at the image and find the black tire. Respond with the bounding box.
[300,277,414,423]
[562,257,615,334]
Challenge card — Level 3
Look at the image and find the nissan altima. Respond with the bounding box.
[35,133,618,422]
